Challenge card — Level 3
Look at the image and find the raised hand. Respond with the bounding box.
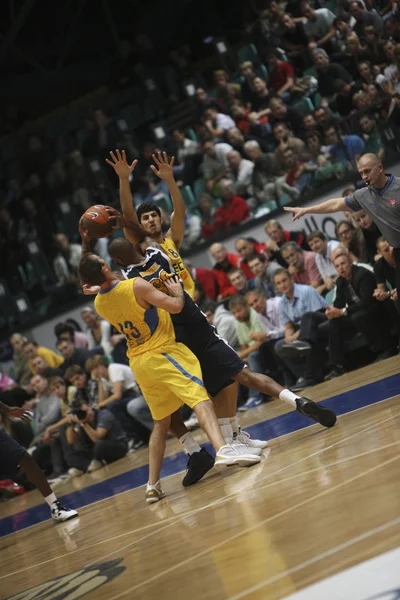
[82,283,100,295]
[150,151,175,181]
[79,217,91,242]
[283,206,308,221]
[105,149,138,179]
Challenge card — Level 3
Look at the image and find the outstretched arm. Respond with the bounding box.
[150,152,186,249]
[79,218,92,255]
[134,276,184,314]
[284,197,348,221]
[105,207,148,247]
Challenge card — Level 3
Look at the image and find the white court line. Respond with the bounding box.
[227,517,400,600]
[1,401,398,582]
[104,453,400,599]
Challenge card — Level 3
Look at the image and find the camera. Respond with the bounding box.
[71,409,87,420]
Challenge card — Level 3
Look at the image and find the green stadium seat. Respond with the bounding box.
[193,179,205,199]
[237,44,259,65]
[293,97,314,115]
[181,186,197,209]
[255,64,268,81]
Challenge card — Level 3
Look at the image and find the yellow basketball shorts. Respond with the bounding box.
[129,342,209,421]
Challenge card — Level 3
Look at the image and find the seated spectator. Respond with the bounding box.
[31,356,63,378]
[202,299,239,350]
[264,219,310,266]
[202,140,233,195]
[313,48,353,102]
[374,238,397,300]
[64,365,98,408]
[268,97,304,136]
[82,108,122,158]
[281,242,323,291]
[204,106,235,142]
[307,231,340,293]
[201,180,250,238]
[300,1,337,54]
[65,402,128,474]
[234,237,269,278]
[349,1,384,40]
[248,254,280,298]
[313,106,338,134]
[228,268,256,295]
[81,307,113,355]
[86,355,151,443]
[272,123,305,172]
[266,49,295,101]
[212,70,241,115]
[336,220,369,264]
[184,261,220,301]
[325,248,395,379]
[325,126,365,165]
[54,322,89,349]
[249,77,275,115]
[9,334,31,388]
[30,374,62,444]
[171,129,200,166]
[243,140,281,208]
[198,193,216,230]
[17,197,53,258]
[352,210,382,263]
[273,268,328,389]
[359,114,385,161]
[57,339,96,374]
[281,147,314,196]
[239,61,259,107]
[303,114,319,132]
[281,13,309,73]
[228,295,267,410]
[227,150,254,198]
[303,130,345,183]
[194,88,219,120]
[23,340,64,375]
[53,233,82,284]
[210,243,246,298]
[182,212,201,250]
[331,80,360,118]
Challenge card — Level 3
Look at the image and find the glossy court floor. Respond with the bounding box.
[0,356,399,600]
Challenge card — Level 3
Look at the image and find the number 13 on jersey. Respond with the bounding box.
[117,321,141,341]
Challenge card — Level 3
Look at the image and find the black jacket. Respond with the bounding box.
[334,265,381,315]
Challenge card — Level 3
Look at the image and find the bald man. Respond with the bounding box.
[285,153,400,311]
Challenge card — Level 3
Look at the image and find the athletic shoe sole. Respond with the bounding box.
[214,455,261,468]
[297,397,337,428]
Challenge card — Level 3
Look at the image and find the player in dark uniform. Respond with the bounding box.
[0,402,78,522]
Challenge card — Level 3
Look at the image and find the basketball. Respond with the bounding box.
[81,205,116,238]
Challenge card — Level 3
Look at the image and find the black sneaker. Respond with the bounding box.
[296,397,337,428]
[182,448,215,487]
[51,501,79,523]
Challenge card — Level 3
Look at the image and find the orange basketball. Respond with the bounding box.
[81,205,116,238]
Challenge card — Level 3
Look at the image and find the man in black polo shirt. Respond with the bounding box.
[312,48,352,101]
[374,238,397,301]
[285,153,400,312]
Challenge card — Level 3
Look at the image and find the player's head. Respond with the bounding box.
[78,254,113,286]
[273,268,294,297]
[136,203,162,235]
[357,153,384,187]
[229,295,250,322]
[109,237,142,267]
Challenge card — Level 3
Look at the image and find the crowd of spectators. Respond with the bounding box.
[2,0,400,493]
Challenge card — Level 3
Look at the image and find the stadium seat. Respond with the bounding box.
[119,104,144,130]
[193,178,205,199]
[255,64,268,81]
[292,97,314,114]
[181,185,197,209]
[237,44,259,65]
[0,279,17,330]
[186,128,198,142]
[25,241,56,286]
[56,198,79,241]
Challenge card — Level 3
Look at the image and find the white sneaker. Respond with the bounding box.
[184,412,199,430]
[236,428,269,449]
[51,501,79,523]
[225,436,263,455]
[215,444,261,468]
[87,460,103,473]
[145,481,166,504]
[68,468,84,478]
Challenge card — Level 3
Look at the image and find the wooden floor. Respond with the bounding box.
[1,357,399,600]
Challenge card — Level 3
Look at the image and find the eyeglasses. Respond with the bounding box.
[337,228,352,238]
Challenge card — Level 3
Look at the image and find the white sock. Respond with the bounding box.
[45,492,57,507]
[218,417,233,441]
[147,480,160,490]
[279,389,300,407]
[179,433,202,455]
[229,416,240,435]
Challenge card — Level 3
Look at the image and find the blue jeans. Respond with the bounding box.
[246,349,265,403]
[126,395,153,431]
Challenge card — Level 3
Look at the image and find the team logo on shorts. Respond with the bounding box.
[390,198,397,206]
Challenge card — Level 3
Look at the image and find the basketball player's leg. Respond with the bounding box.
[147,415,171,503]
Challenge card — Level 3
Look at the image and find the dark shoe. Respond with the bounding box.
[374,347,397,363]
[291,377,317,392]
[279,341,312,357]
[182,448,215,487]
[296,397,337,428]
[324,366,346,381]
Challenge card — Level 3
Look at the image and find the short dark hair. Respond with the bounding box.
[248,253,265,264]
[23,340,38,348]
[281,241,301,254]
[273,267,291,280]
[304,129,322,142]
[79,254,106,286]
[228,295,247,310]
[136,202,161,223]
[307,230,325,243]
[228,268,244,279]
[85,354,108,372]
[201,299,217,314]
[54,322,74,339]
[64,365,85,381]
[56,337,74,348]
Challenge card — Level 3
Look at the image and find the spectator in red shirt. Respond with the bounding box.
[281,242,323,292]
[264,219,310,266]
[210,243,245,298]
[201,179,250,238]
[234,237,269,279]
[266,49,296,102]
[184,261,220,301]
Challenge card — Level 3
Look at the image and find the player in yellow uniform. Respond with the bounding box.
[78,253,261,503]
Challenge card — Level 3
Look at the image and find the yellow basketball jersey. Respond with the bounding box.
[94,278,175,359]
[161,237,195,299]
